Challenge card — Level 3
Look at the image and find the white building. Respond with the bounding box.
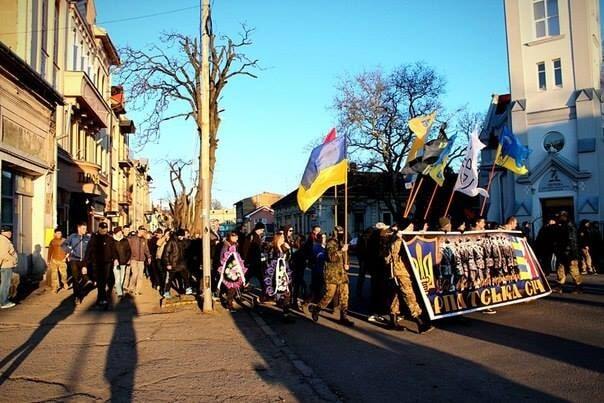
[482,0,604,232]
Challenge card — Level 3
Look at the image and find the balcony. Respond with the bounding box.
[63,70,110,128]
[119,192,133,206]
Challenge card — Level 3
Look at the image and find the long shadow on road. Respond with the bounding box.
[442,316,604,374]
[104,296,139,402]
[0,295,75,385]
[252,301,568,402]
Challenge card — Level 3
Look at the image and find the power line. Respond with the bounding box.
[0,4,200,36]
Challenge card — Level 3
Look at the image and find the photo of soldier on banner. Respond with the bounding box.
[403,230,552,320]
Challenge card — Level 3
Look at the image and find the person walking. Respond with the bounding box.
[387,222,433,333]
[264,232,294,321]
[162,229,192,298]
[47,228,68,293]
[309,226,354,327]
[355,228,372,299]
[290,233,307,310]
[0,226,18,309]
[535,219,557,275]
[85,222,117,307]
[590,221,602,274]
[217,232,247,312]
[113,226,131,298]
[148,229,166,290]
[241,222,267,299]
[64,222,91,304]
[553,211,582,293]
[127,226,151,296]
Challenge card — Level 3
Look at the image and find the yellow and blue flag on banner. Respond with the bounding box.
[297,131,347,212]
[495,126,530,175]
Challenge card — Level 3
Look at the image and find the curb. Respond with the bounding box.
[248,310,342,402]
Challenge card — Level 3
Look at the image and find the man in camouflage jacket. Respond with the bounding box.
[309,226,354,327]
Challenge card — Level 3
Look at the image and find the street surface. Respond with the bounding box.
[0,269,602,402]
[0,284,324,402]
[255,268,604,402]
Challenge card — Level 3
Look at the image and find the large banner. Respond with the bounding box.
[403,230,551,320]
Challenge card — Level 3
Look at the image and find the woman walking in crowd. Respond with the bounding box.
[217,232,247,312]
[290,233,307,310]
[264,232,294,321]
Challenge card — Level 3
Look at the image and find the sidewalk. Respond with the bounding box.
[0,280,327,402]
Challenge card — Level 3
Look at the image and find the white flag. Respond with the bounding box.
[453,129,489,198]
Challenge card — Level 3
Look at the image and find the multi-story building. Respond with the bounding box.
[481,0,604,232]
[0,0,65,276]
[0,0,152,277]
[56,0,118,233]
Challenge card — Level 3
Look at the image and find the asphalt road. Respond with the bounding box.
[253,267,604,402]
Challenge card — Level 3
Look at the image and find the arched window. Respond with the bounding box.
[543,131,564,153]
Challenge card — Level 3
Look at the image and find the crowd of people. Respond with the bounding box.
[0,211,601,334]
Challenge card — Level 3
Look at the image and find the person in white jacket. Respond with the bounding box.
[0,226,18,309]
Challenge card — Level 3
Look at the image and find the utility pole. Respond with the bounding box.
[199,0,212,312]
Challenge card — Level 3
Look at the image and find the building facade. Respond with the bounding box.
[0,0,65,276]
[482,0,604,231]
[234,192,282,225]
[0,0,152,277]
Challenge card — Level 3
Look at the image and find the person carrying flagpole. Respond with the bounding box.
[298,129,353,327]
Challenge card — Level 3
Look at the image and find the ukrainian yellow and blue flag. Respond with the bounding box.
[297,130,347,212]
[495,126,530,175]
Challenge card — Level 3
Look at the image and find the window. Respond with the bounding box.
[534,0,559,38]
[1,170,15,232]
[72,32,78,70]
[544,131,564,153]
[52,0,60,88]
[537,62,546,90]
[553,59,562,87]
[40,0,49,78]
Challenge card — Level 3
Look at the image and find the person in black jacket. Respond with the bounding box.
[554,211,582,293]
[535,219,557,275]
[162,229,192,298]
[112,226,131,298]
[85,222,118,307]
[241,223,266,298]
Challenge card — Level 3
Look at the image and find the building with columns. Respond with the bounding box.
[481,0,604,232]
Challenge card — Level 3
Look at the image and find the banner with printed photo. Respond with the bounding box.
[403,230,551,320]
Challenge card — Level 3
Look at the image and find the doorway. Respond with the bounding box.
[540,197,574,222]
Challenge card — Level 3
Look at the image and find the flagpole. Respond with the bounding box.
[344,169,349,245]
[404,176,424,218]
[423,181,439,221]
[443,185,456,217]
[334,185,338,228]
[403,177,418,219]
[480,148,500,216]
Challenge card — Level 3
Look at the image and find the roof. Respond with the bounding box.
[94,25,121,66]
[244,205,274,219]
[271,171,411,211]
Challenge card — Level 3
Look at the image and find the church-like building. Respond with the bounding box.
[481,0,604,232]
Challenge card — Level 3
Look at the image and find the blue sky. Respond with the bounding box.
[98,0,512,206]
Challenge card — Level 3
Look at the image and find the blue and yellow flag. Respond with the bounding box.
[495,126,530,175]
[297,134,347,212]
[426,134,456,186]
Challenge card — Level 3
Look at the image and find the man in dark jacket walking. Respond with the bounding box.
[554,211,582,293]
[162,229,192,298]
[85,222,117,307]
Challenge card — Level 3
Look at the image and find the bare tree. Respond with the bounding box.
[445,110,486,168]
[166,159,196,230]
[211,199,223,209]
[333,62,446,217]
[118,15,258,232]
